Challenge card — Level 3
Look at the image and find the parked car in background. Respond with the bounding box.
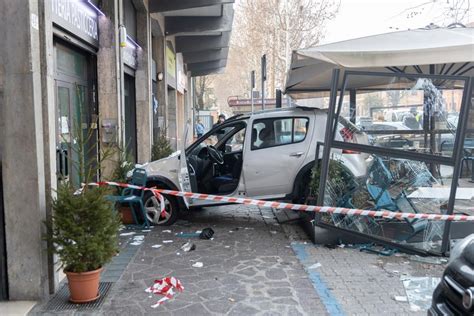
[429,234,474,315]
[133,107,370,225]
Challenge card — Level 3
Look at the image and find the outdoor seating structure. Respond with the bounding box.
[106,168,150,228]
[285,25,474,256]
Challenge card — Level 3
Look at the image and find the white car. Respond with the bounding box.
[137,107,369,225]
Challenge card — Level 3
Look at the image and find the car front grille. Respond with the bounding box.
[443,274,469,314]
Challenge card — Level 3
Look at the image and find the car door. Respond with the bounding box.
[178,121,196,207]
[243,116,311,199]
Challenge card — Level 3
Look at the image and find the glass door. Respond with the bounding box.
[54,43,96,187]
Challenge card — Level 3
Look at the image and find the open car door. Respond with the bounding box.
[178,121,197,207]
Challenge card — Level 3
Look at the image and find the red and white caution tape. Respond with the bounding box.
[89,181,474,222]
[145,276,184,308]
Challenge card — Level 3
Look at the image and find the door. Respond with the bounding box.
[124,74,137,162]
[243,116,311,198]
[54,43,96,187]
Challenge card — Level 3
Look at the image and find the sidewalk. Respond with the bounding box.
[30,204,445,315]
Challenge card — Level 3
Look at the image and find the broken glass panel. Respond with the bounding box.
[320,152,463,254]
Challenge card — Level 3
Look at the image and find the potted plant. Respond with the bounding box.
[109,143,135,224]
[46,85,121,302]
[49,183,121,302]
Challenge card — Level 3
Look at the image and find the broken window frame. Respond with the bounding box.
[316,69,473,256]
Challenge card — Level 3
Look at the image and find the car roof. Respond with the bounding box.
[228,106,325,122]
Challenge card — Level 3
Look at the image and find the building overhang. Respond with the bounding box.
[149,0,234,76]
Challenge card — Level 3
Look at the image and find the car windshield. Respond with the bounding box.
[187,123,244,156]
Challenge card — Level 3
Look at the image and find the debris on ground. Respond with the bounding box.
[145,277,184,308]
[176,232,201,238]
[408,255,448,265]
[142,229,152,232]
[270,231,277,234]
[199,228,214,239]
[308,263,322,269]
[163,240,173,243]
[119,232,136,236]
[228,297,235,302]
[130,235,145,246]
[162,230,172,233]
[181,241,196,252]
[151,244,162,249]
[393,295,408,302]
[401,276,440,312]
[192,262,203,268]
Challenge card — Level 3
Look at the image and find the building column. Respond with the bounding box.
[98,0,121,176]
[0,0,49,299]
[135,8,152,163]
[152,34,167,141]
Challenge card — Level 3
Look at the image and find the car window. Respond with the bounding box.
[188,123,242,156]
[224,127,246,152]
[251,117,309,150]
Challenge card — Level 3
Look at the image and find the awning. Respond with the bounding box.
[285,26,474,98]
[150,0,235,77]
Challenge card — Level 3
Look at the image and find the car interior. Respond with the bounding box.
[186,121,246,195]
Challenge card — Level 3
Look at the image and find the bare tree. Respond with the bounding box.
[400,0,472,26]
[194,75,215,110]
[211,0,339,112]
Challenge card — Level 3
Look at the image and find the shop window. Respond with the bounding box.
[123,0,137,41]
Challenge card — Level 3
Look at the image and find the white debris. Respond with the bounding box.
[270,231,277,234]
[142,229,152,232]
[224,245,230,249]
[308,263,322,269]
[195,230,202,234]
[192,262,203,268]
[163,240,173,243]
[394,295,408,302]
[151,244,162,249]
[162,230,172,233]
[120,232,136,236]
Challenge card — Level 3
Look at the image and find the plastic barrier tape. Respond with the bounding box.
[145,276,184,308]
[89,181,474,222]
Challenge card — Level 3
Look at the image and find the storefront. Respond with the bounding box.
[166,42,178,149]
[122,0,138,162]
[52,0,99,186]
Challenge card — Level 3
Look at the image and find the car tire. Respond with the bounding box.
[143,190,179,226]
[293,170,312,205]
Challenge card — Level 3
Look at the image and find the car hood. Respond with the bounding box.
[128,151,181,180]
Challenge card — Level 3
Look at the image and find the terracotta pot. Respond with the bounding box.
[65,267,103,303]
[119,206,134,224]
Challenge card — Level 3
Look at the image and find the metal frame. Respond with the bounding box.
[0,164,8,300]
[316,69,472,256]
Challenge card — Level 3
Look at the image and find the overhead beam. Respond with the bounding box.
[176,31,231,53]
[149,0,234,13]
[191,67,225,77]
[182,48,229,64]
[165,3,234,35]
[187,59,227,72]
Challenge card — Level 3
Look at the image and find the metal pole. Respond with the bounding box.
[261,54,266,110]
[251,70,255,113]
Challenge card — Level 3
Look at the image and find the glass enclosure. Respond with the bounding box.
[318,71,473,255]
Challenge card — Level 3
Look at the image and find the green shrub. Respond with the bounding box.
[48,184,121,273]
[309,159,353,204]
[152,131,173,161]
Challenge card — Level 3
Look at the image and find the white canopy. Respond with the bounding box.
[285,27,474,98]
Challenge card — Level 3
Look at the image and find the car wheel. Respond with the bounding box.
[143,190,179,226]
[293,170,312,204]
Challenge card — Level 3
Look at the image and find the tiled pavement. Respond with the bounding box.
[30,204,445,315]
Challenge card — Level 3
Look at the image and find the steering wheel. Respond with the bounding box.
[207,145,224,165]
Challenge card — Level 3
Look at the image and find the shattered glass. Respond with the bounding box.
[317,72,472,255]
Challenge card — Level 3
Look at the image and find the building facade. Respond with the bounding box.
[0,0,234,301]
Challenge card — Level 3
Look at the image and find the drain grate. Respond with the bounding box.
[43,282,113,311]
